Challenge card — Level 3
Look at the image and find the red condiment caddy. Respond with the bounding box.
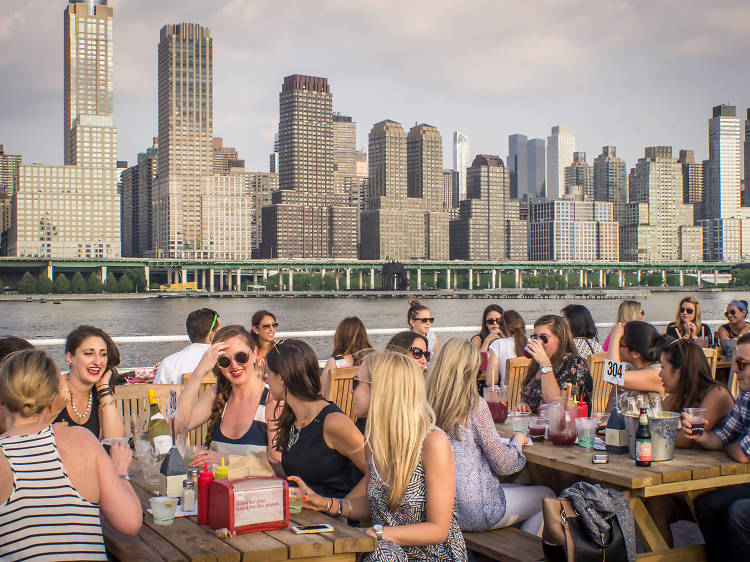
[207,477,289,534]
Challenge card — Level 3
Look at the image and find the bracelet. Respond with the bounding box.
[337,498,344,517]
[342,498,352,518]
[98,398,115,409]
[326,498,333,514]
[96,387,113,398]
[118,474,130,481]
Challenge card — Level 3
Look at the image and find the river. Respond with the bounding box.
[0,290,745,368]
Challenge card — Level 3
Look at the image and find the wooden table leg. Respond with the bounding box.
[629,496,670,552]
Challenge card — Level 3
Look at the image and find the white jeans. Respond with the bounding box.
[492,483,555,536]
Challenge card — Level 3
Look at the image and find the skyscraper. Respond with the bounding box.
[564,152,593,200]
[546,125,575,199]
[677,150,703,221]
[527,138,546,199]
[333,113,357,176]
[508,134,528,199]
[9,0,120,258]
[120,139,158,257]
[745,109,750,206]
[593,146,627,223]
[0,145,21,251]
[453,131,471,202]
[261,74,357,258]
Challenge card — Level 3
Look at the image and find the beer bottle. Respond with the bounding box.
[635,407,652,467]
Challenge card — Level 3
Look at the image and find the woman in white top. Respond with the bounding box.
[486,311,527,386]
[320,316,373,397]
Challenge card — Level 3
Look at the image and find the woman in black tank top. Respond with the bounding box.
[265,340,366,502]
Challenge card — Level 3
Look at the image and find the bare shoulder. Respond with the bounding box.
[422,428,451,458]
[706,385,735,412]
[323,410,359,437]
[55,424,100,451]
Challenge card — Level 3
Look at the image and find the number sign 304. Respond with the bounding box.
[603,359,626,386]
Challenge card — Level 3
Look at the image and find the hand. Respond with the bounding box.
[190,448,224,468]
[512,432,528,447]
[109,441,132,476]
[728,442,750,463]
[685,322,697,339]
[287,476,328,512]
[96,369,113,389]
[609,322,625,342]
[483,333,501,349]
[680,412,701,440]
[515,402,531,414]
[365,527,377,539]
[526,339,551,367]
[194,342,230,377]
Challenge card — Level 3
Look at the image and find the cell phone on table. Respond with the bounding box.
[290,524,334,534]
[592,453,609,464]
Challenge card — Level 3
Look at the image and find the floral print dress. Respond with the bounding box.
[520,354,593,414]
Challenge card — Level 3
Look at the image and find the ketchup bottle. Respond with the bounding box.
[197,462,214,525]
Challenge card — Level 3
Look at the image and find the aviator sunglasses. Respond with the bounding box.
[217,351,251,369]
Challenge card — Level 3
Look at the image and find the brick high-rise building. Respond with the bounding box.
[260,75,357,258]
[677,149,703,223]
[564,152,593,200]
[0,145,21,250]
[120,139,158,257]
[212,137,239,175]
[449,155,526,260]
[593,146,627,224]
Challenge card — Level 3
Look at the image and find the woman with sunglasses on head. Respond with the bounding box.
[386,331,430,372]
[177,325,279,467]
[718,300,750,354]
[646,338,734,547]
[427,338,552,535]
[470,305,504,352]
[54,325,124,439]
[665,297,712,344]
[320,316,374,397]
[251,310,278,368]
[408,300,438,359]
[486,311,527,386]
[265,339,367,501]
[517,315,593,415]
[606,321,664,411]
[561,304,603,360]
[602,300,643,351]
[295,350,467,560]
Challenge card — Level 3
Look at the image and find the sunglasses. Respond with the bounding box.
[486,318,501,325]
[351,376,372,390]
[217,351,251,369]
[735,357,750,371]
[261,322,279,329]
[409,347,431,361]
[726,310,741,317]
[679,307,695,314]
[530,334,550,344]
[413,317,434,324]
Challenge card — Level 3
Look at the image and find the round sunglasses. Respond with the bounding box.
[217,351,251,369]
[409,347,430,361]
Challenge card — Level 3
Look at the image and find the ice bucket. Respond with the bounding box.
[624,411,680,462]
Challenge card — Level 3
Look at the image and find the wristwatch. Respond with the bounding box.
[540,365,553,374]
[372,524,384,541]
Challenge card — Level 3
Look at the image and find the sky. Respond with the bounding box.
[2,0,750,173]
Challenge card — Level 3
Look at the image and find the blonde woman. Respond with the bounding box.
[0,350,141,559]
[426,339,552,534]
[665,297,712,343]
[602,300,643,351]
[292,351,467,560]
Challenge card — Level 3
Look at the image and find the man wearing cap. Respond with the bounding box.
[154,308,220,384]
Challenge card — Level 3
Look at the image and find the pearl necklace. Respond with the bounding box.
[67,376,93,420]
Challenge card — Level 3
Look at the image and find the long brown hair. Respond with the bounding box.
[523,315,577,386]
[332,316,373,360]
[266,339,322,452]
[475,304,504,342]
[203,325,258,447]
[65,325,121,374]
[498,310,526,356]
[660,338,724,411]
[674,296,703,337]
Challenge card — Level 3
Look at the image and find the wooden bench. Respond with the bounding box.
[463,527,545,562]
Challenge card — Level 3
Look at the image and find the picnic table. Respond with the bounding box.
[102,478,376,562]
[497,423,750,561]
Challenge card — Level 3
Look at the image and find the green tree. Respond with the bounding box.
[38,273,53,294]
[18,272,37,294]
[119,273,134,293]
[87,273,103,293]
[70,272,87,293]
[104,272,120,293]
[125,268,147,292]
[53,273,71,294]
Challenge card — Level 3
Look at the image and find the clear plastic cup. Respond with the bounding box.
[150,496,178,525]
[484,385,508,423]
[508,412,530,434]
[575,417,597,448]
[682,407,707,435]
[528,416,547,442]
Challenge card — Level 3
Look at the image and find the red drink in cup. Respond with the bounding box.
[484,385,509,423]
[683,407,707,436]
[488,401,508,423]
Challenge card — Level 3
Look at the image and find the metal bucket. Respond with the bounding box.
[624,411,680,462]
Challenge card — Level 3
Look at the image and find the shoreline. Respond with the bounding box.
[0,287,727,302]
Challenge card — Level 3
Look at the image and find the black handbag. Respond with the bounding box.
[542,497,627,562]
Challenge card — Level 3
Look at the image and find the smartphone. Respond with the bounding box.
[290,524,334,535]
[592,453,609,464]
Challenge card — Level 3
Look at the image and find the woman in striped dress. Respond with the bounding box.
[0,350,141,561]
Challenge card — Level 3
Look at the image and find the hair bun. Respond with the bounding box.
[20,399,37,416]
[409,299,420,307]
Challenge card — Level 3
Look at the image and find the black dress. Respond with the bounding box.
[53,389,100,437]
[281,402,363,498]
[666,322,712,341]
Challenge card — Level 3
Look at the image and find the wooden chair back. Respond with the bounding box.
[114,384,181,440]
[327,366,358,421]
[504,357,532,411]
[180,372,218,446]
[587,352,609,414]
[702,347,718,380]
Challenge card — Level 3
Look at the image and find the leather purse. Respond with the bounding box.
[542,497,626,562]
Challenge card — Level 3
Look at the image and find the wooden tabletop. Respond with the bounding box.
[103,480,376,562]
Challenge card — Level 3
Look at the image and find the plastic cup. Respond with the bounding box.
[683,407,707,435]
[150,496,178,525]
[289,496,304,513]
[484,385,508,424]
[575,417,597,448]
[508,412,530,434]
[528,416,547,442]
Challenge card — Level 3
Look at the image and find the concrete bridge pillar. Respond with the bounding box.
[468,269,473,290]
[335,271,340,291]
[445,269,451,289]
[697,270,702,287]
[144,266,150,292]
[679,270,684,287]
[219,270,224,291]
[662,270,667,285]
[416,268,422,290]
[236,269,241,291]
[263,268,268,280]
[253,270,258,286]
[359,269,363,290]
[515,269,520,288]
[321,268,326,278]
[346,268,351,290]
[476,271,481,288]
[209,268,215,293]
[47,264,54,280]
[714,269,718,285]
[433,270,438,288]
[289,269,293,292]
[101,266,107,283]
[637,270,641,283]
[181,268,187,284]
[579,269,584,288]
[492,270,497,289]
[370,268,375,290]
[618,269,623,288]
[600,269,605,287]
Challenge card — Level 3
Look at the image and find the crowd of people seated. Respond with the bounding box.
[2,294,750,560]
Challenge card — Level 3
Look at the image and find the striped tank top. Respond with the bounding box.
[0,425,107,561]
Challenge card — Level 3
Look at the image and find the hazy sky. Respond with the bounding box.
[2,0,750,172]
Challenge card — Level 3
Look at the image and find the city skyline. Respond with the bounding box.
[2,1,750,172]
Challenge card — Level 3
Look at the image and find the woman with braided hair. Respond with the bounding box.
[177,325,279,467]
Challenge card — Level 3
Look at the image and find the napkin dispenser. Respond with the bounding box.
[207,477,289,534]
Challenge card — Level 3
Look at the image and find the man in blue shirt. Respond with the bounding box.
[683,332,750,562]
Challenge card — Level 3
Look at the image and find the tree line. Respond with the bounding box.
[9,269,147,295]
